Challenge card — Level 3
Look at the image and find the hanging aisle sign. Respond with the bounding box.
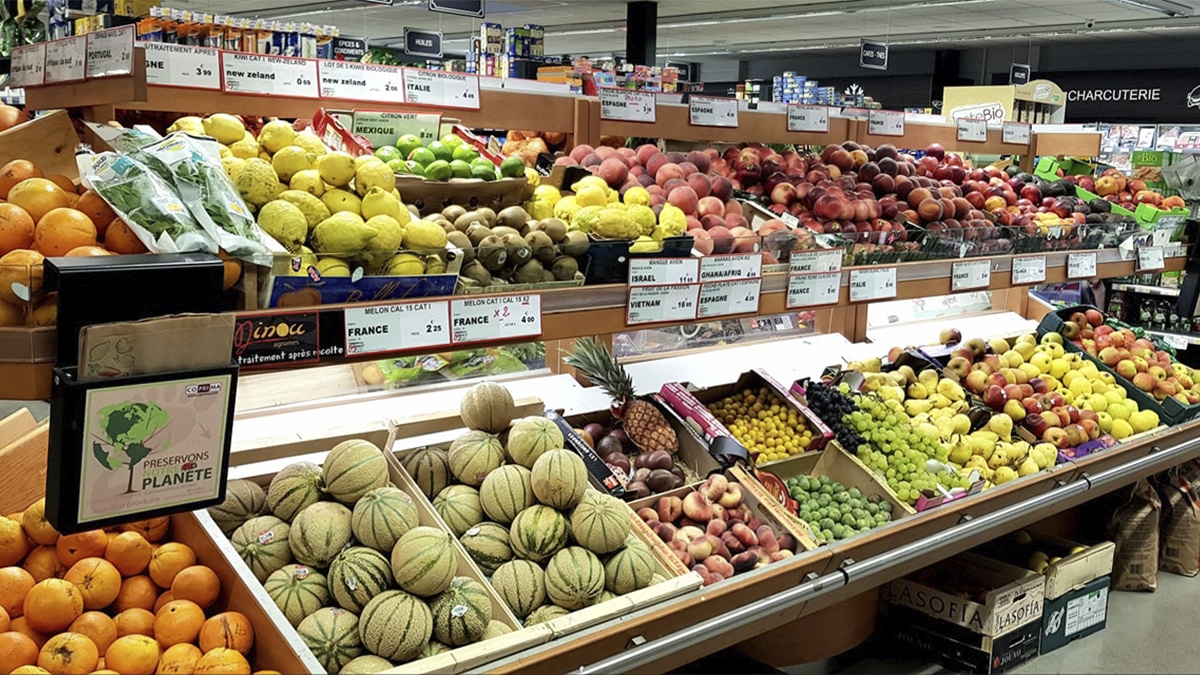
[404,28,443,58]
[404,68,481,110]
[318,60,405,103]
[689,95,738,128]
[860,39,888,70]
[1010,63,1031,85]
[221,52,319,98]
[143,43,221,90]
[86,24,135,78]
[599,87,657,123]
[428,0,484,17]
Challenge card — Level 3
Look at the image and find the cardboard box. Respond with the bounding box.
[974,532,1115,600]
[1040,576,1109,655]
[889,605,1041,674]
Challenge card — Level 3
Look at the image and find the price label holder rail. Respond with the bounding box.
[951,259,991,291]
[1137,246,1165,272]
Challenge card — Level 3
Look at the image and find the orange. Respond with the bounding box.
[104,532,152,577]
[198,612,253,655]
[104,634,159,675]
[63,245,109,257]
[114,608,155,639]
[0,630,40,673]
[23,578,83,633]
[34,209,97,257]
[101,218,147,255]
[112,575,158,613]
[222,258,242,291]
[0,160,43,198]
[148,543,195,589]
[156,643,202,675]
[194,647,251,675]
[56,531,108,568]
[119,519,168,544]
[68,611,117,654]
[0,202,35,255]
[153,599,205,648]
[8,179,72,224]
[37,631,98,675]
[0,105,29,132]
[10,616,48,648]
[0,515,29,565]
[0,567,35,616]
[12,667,52,674]
[73,192,115,238]
[63,558,121,611]
[0,247,45,308]
[44,175,76,195]
[152,590,175,614]
[0,605,9,632]
[21,499,59,547]
[24,546,66,582]
[170,566,220,610]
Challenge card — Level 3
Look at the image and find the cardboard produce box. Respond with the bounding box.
[974,530,1115,600]
[1040,575,1109,655]
[888,605,1041,674]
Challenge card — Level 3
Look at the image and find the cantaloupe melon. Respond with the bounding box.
[459,522,513,575]
[421,641,450,658]
[525,604,569,625]
[266,462,324,522]
[545,546,604,610]
[479,464,534,525]
[460,382,515,433]
[208,480,267,536]
[570,491,631,554]
[482,620,512,639]
[231,515,292,582]
[338,654,393,674]
[351,487,418,554]
[508,505,568,563]
[530,448,588,510]
[391,526,457,597]
[297,607,363,673]
[448,431,505,487]
[433,485,483,538]
[328,547,394,614]
[290,501,354,568]
[359,590,431,663]
[323,439,388,504]
[506,417,564,469]
[490,559,545,620]
[265,563,330,627]
[429,576,492,647]
[603,540,654,595]
[401,447,451,500]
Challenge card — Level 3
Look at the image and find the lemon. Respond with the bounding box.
[293,130,328,156]
[222,157,246,179]
[553,195,580,221]
[382,252,425,276]
[627,204,656,236]
[321,188,362,216]
[311,212,376,256]
[202,113,245,144]
[234,158,284,211]
[168,115,205,135]
[363,214,405,267]
[277,190,331,233]
[316,257,352,277]
[571,175,608,193]
[229,139,261,160]
[290,169,325,197]
[258,119,298,155]
[629,235,662,253]
[272,146,314,183]
[256,200,308,251]
[319,151,357,187]
[219,145,231,159]
[623,186,650,207]
[355,160,396,196]
[575,184,608,208]
[403,220,447,251]
[361,186,406,223]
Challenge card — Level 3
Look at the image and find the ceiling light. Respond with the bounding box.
[1105,0,1191,17]
[657,0,995,29]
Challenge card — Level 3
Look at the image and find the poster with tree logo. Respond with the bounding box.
[78,374,232,525]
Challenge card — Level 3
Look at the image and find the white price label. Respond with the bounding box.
[404,68,480,109]
[1011,255,1046,285]
[689,95,738,128]
[343,301,450,356]
[319,60,404,103]
[787,104,829,133]
[628,257,700,286]
[143,43,220,89]
[787,272,841,308]
[700,253,761,282]
[86,25,134,78]
[222,52,319,98]
[599,88,657,123]
[1002,121,1031,145]
[789,249,842,274]
[868,110,904,136]
[698,279,761,318]
[352,111,441,149]
[1067,252,1097,279]
[10,43,46,87]
[951,259,991,291]
[626,285,699,325]
[449,294,541,344]
[44,36,87,83]
[955,117,987,143]
[849,267,898,301]
[1138,246,1165,271]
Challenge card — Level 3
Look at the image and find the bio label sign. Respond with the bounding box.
[319,60,405,103]
[86,25,135,78]
[344,301,451,356]
[143,42,221,89]
[449,294,542,344]
[599,87,657,123]
[698,279,761,318]
[948,101,1006,128]
[787,104,829,133]
[404,68,480,109]
[222,52,319,98]
[626,285,699,325]
[689,95,738,128]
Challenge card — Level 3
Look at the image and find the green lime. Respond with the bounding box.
[440,134,465,149]
[395,134,423,159]
[500,156,526,179]
[405,160,427,177]
[449,159,473,179]
[471,164,497,181]
[387,158,408,174]
[452,144,480,163]
[374,146,401,163]
[426,140,453,163]
[471,156,495,170]
[425,159,453,181]
[407,146,436,167]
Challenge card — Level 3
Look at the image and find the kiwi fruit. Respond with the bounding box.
[442,205,467,222]
[466,223,494,246]
[455,211,488,233]
[478,235,508,271]
[438,220,456,234]
[502,233,532,265]
[445,231,474,263]
[541,217,567,242]
[407,205,421,219]
[541,270,557,283]
[461,260,492,286]
[496,205,530,230]
[514,260,544,284]
[491,225,521,241]
[559,230,590,257]
[525,230,556,263]
[519,220,536,237]
[552,255,579,281]
[476,207,497,227]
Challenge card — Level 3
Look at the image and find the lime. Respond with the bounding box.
[426,140,453,163]
[500,156,526,179]
[374,146,401,163]
[440,134,465,150]
[471,164,497,181]
[425,159,453,181]
[407,146,436,167]
[387,158,408,174]
[405,160,427,177]
[449,159,473,179]
[471,156,495,171]
[452,144,480,163]
[396,134,423,159]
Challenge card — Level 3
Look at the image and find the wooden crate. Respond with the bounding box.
[0,110,83,180]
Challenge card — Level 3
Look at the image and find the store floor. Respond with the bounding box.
[0,400,48,421]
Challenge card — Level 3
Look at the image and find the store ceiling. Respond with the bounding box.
[171,0,1200,58]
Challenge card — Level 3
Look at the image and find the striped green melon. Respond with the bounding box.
[490,559,545,620]
[338,654,393,675]
[479,464,534,525]
[429,576,493,646]
[506,417,564,469]
[460,522,513,575]
[323,439,388,504]
[591,589,616,605]
[525,604,569,625]
[433,485,484,537]
[208,479,267,537]
[603,541,655,595]
[570,491,631,555]
[297,607,363,673]
[265,564,329,627]
[391,526,457,597]
[421,641,450,658]
[530,448,588,510]
[508,505,568,563]
[359,590,432,663]
[401,447,451,500]
[448,431,505,487]
[329,546,394,613]
[545,546,604,610]
[290,501,354,568]
[482,620,512,639]
[460,382,515,433]
[351,486,418,554]
[231,515,292,582]
[267,462,325,522]
[651,573,667,585]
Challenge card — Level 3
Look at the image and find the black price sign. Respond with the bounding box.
[233,311,322,369]
[1010,63,1031,85]
[428,0,484,17]
[404,28,443,58]
[860,40,888,70]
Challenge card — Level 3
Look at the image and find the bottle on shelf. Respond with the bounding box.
[1139,300,1153,328]
[1153,300,1168,331]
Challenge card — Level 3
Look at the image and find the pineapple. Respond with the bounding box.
[565,337,678,454]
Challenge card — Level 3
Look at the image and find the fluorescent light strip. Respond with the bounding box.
[657,0,995,29]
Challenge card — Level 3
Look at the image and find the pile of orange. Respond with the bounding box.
[0,498,277,675]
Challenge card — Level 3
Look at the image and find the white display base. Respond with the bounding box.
[866,310,1036,350]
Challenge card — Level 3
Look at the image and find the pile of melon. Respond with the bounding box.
[0,499,264,675]
[401,382,667,625]
[211,437,512,673]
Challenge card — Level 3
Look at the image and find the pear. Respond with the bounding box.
[950,414,972,435]
[897,365,918,384]
[987,413,1014,442]
[907,382,929,399]
[988,448,1010,470]
[918,369,940,390]
[948,436,972,465]
[993,466,1019,485]
[1018,457,1039,477]
[936,378,966,402]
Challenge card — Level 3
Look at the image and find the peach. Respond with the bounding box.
[706,519,728,536]
[724,199,743,217]
[682,492,713,522]
[697,196,724,219]
[657,495,683,523]
[686,173,711,198]
[598,157,629,187]
[668,186,699,215]
[689,229,714,255]
[729,226,757,253]
[708,226,735,254]
[655,163,685,186]
[718,484,743,508]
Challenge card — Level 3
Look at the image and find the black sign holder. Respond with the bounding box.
[428,0,484,18]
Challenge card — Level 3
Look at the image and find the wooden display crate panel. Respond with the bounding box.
[0,110,83,180]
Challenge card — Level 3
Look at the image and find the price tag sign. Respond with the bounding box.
[44,36,87,84]
[951,259,991,291]
[1011,255,1046,285]
[787,104,829,133]
[222,52,319,98]
[699,253,761,282]
[449,294,542,344]
[319,60,405,103]
[1002,121,1031,145]
[956,117,987,143]
[85,25,134,78]
[849,266,897,302]
[789,249,842,274]
[698,279,761,318]
[1137,246,1165,271]
[689,95,738,128]
[143,42,220,89]
[628,257,700,287]
[403,68,480,109]
[343,301,450,356]
[787,271,841,308]
[626,285,699,325]
[1067,252,1097,279]
[351,111,441,149]
[10,43,46,87]
[599,87,657,123]
[868,110,904,137]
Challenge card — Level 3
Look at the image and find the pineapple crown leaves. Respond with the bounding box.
[564,336,636,401]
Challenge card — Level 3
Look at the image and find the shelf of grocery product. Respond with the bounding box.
[1146,329,1200,347]
[1111,282,1181,297]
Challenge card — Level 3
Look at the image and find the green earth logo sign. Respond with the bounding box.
[91,401,171,495]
